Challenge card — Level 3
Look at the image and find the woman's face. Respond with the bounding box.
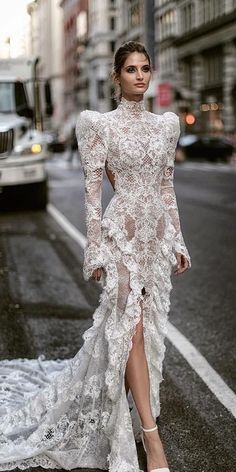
[116,51,151,100]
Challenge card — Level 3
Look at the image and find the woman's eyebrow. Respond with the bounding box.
[123,64,149,68]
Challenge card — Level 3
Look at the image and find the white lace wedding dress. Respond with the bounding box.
[0,96,191,471]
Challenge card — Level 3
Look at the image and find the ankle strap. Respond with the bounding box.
[150,469,170,472]
[141,425,158,432]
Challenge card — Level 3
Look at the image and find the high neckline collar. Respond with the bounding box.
[118,96,145,114]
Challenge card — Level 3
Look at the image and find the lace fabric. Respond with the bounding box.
[77,96,191,280]
[0,96,191,471]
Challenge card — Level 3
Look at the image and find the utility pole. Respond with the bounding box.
[33,57,43,131]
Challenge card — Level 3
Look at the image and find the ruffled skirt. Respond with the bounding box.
[0,214,177,472]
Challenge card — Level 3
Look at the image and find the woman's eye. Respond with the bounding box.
[126,66,150,73]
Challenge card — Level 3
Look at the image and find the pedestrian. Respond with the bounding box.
[67,125,79,164]
[0,41,190,472]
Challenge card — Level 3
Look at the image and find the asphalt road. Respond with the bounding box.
[0,152,235,472]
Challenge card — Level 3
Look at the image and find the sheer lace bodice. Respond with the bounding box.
[0,97,191,472]
[76,96,190,281]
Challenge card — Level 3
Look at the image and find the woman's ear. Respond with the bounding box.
[112,72,120,85]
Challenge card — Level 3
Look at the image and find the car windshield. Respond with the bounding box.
[0,81,28,114]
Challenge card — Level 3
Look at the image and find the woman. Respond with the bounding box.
[0,41,190,472]
[77,40,190,472]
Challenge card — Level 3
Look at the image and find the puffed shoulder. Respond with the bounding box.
[163,111,179,127]
[76,109,107,141]
[76,109,109,169]
[163,111,180,139]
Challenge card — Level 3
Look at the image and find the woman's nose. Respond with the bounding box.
[136,70,144,80]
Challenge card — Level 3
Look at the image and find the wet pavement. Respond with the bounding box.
[0,153,235,472]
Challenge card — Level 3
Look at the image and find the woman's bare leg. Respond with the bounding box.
[125,304,169,471]
[125,375,129,396]
[116,263,168,470]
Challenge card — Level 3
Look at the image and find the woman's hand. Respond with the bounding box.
[174,252,189,275]
[91,268,104,282]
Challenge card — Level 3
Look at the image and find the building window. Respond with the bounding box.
[110,40,115,53]
[76,11,87,41]
[203,49,223,85]
[200,0,225,24]
[97,79,106,100]
[159,9,176,40]
[159,47,174,74]
[181,2,195,33]
[110,16,116,30]
[183,58,193,88]
[128,0,142,28]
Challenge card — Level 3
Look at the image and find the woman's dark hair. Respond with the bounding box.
[111,41,152,102]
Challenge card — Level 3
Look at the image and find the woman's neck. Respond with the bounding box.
[121,93,144,103]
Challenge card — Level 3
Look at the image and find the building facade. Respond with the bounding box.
[27,0,64,129]
[74,0,156,113]
[116,0,157,112]
[82,0,118,112]
[62,0,157,114]
[61,0,118,113]
[75,0,89,112]
[30,0,236,134]
[60,0,80,115]
[155,0,236,134]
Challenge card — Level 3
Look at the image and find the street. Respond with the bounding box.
[0,153,236,472]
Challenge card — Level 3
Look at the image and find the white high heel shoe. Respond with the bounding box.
[141,425,170,472]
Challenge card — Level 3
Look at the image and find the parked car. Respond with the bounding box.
[177,135,234,162]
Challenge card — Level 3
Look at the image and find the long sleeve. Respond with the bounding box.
[161,112,191,267]
[76,110,108,280]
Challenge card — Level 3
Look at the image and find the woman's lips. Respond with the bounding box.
[135,83,145,87]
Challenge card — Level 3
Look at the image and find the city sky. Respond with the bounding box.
[0,0,31,58]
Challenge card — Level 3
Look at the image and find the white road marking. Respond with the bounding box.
[47,203,87,249]
[47,203,236,419]
[167,322,236,419]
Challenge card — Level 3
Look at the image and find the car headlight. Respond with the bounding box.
[31,144,42,153]
[14,144,42,155]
